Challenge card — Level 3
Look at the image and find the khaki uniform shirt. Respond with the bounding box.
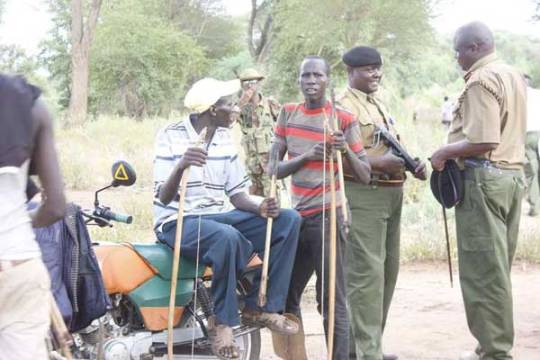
[338,87,404,179]
[448,53,527,169]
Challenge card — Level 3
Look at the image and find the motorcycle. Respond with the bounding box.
[52,161,262,360]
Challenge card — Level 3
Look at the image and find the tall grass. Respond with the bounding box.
[56,110,540,262]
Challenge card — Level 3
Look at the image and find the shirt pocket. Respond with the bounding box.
[357,117,377,149]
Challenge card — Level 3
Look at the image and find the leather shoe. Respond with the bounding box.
[459,351,480,360]
[383,354,398,360]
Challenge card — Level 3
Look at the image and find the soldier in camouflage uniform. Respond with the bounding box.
[238,68,280,197]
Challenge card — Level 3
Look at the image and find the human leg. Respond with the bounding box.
[305,212,349,360]
[158,214,253,327]
[345,183,395,360]
[0,258,51,360]
[524,131,540,215]
[456,168,522,360]
[235,208,301,313]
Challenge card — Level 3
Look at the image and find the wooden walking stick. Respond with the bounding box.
[326,87,349,226]
[167,128,207,360]
[324,114,338,360]
[49,294,73,360]
[258,147,280,307]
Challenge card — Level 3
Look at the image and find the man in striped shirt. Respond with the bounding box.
[270,56,371,359]
[154,78,301,359]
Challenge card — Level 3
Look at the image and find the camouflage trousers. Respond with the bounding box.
[245,152,273,197]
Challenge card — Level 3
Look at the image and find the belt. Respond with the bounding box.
[369,179,404,187]
[0,258,32,272]
[344,174,404,187]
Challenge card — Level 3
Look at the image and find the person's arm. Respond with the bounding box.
[269,140,329,180]
[29,99,66,227]
[331,130,371,184]
[430,140,497,170]
[158,147,207,205]
[230,192,280,218]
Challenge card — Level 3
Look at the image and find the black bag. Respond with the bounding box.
[430,159,464,209]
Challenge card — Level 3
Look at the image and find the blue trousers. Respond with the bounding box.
[158,209,301,326]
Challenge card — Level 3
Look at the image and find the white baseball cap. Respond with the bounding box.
[184,78,240,113]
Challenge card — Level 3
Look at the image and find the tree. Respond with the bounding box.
[90,0,208,117]
[67,0,102,126]
[248,0,275,63]
[267,0,435,99]
[40,0,71,109]
[167,0,243,61]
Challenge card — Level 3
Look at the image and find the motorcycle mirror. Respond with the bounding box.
[110,161,137,187]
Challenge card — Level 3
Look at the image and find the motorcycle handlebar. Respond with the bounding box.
[95,207,133,224]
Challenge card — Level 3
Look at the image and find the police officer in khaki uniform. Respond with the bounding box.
[238,68,280,196]
[431,22,527,360]
[338,46,426,360]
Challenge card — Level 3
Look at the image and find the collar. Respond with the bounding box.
[300,100,332,115]
[185,115,200,140]
[464,52,499,81]
[347,86,377,103]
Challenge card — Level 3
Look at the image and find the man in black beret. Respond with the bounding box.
[338,46,426,360]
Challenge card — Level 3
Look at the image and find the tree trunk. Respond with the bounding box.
[67,0,102,127]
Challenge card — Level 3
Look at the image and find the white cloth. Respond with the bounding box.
[0,160,40,260]
[0,258,51,360]
[184,78,240,114]
[527,86,540,132]
[153,117,251,232]
[441,99,454,123]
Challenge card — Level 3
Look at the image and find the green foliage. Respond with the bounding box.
[207,50,255,80]
[168,0,243,60]
[494,31,540,85]
[89,0,207,117]
[268,0,435,100]
[0,44,50,95]
[39,0,71,109]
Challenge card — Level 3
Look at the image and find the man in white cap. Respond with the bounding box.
[153,78,301,359]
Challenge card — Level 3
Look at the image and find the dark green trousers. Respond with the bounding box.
[345,181,403,360]
[456,167,525,360]
[525,131,540,214]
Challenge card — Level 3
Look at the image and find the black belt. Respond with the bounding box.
[344,174,404,187]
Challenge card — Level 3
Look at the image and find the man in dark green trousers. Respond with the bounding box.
[338,46,426,360]
[431,22,527,360]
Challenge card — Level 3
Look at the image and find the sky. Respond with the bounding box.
[0,0,538,55]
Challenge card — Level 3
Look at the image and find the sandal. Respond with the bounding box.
[208,324,240,360]
[242,309,299,335]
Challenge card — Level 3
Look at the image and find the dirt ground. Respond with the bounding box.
[259,262,540,360]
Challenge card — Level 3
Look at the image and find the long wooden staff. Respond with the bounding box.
[324,112,338,360]
[49,294,73,360]
[167,128,207,360]
[329,87,349,225]
[258,147,279,307]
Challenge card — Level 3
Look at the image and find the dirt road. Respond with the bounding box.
[259,262,540,359]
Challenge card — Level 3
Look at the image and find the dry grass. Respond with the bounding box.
[56,113,540,262]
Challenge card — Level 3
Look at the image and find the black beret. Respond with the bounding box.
[342,46,382,67]
[430,159,464,209]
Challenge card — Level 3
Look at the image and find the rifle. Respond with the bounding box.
[374,125,419,173]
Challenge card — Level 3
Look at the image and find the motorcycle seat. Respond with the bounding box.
[132,243,263,280]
